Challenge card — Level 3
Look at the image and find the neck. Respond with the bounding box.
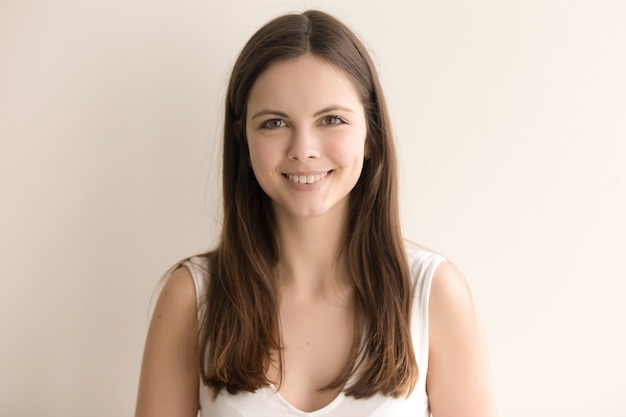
[273,202,351,296]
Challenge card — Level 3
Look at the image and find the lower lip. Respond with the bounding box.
[283,171,332,191]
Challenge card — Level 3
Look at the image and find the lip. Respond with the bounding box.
[282,170,330,176]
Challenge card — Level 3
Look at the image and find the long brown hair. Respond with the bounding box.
[198,9,417,399]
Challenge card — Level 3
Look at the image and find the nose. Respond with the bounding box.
[287,127,320,161]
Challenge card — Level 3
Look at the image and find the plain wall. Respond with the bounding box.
[1,1,624,416]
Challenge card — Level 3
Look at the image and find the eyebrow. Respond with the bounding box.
[250,105,355,120]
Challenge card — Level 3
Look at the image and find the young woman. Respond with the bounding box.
[136,10,496,417]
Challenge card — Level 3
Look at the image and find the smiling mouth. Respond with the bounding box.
[284,171,331,184]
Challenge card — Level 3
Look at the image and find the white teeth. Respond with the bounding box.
[287,171,329,184]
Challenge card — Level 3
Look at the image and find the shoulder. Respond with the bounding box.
[426,261,498,416]
[145,265,199,359]
[429,261,474,322]
[135,265,201,417]
[402,240,472,321]
[157,266,198,317]
[428,260,480,359]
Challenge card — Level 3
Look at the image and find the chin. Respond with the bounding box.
[275,197,349,220]
[286,206,332,219]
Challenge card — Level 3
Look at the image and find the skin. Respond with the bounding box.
[135,268,199,417]
[427,262,498,416]
[135,55,497,417]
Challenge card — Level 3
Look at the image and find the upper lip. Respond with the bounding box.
[282,170,331,176]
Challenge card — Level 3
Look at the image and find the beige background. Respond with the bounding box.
[1,1,625,416]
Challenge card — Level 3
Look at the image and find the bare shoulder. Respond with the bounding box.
[156,266,198,318]
[427,261,498,417]
[147,265,199,340]
[135,266,200,417]
[429,261,476,332]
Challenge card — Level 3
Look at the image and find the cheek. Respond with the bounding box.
[247,145,273,191]
[331,130,368,164]
[335,146,364,166]
[247,138,275,168]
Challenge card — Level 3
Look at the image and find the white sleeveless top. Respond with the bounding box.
[183,243,444,417]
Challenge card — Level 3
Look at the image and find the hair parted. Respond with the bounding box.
[198,9,417,399]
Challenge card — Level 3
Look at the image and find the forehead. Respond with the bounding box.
[246,55,364,114]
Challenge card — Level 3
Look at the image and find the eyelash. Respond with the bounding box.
[260,119,287,129]
[321,115,346,125]
[259,115,346,129]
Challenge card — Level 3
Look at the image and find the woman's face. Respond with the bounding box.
[245,55,368,220]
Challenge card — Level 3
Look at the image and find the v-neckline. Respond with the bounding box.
[268,384,346,416]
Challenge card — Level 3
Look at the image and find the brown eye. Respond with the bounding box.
[261,119,287,129]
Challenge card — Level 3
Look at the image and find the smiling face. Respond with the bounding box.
[245,55,368,220]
